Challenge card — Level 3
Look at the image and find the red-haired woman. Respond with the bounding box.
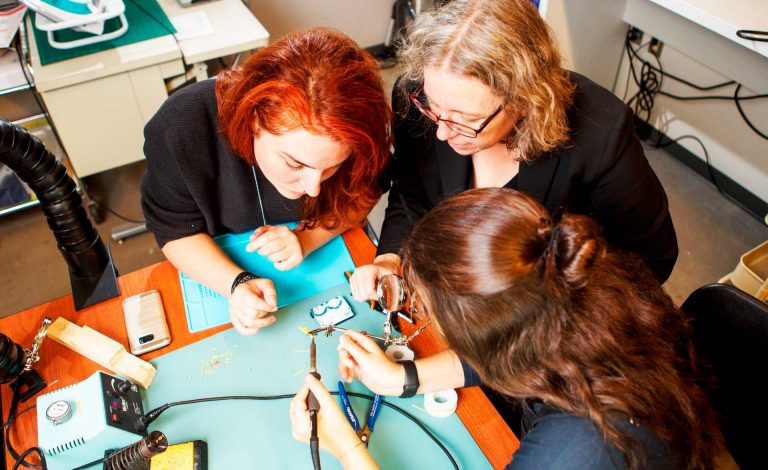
[141,28,391,335]
[290,189,724,469]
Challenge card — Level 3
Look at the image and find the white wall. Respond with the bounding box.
[247,0,392,48]
[543,0,628,91]
[545,0,768,213]
[615,45,768,204]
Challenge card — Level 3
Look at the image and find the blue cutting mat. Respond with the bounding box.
[180,224,356,332]
[147,283,492,469]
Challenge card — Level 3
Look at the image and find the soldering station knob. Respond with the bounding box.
[116,380,132,394]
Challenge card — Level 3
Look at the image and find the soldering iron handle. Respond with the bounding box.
[307,371,321,412]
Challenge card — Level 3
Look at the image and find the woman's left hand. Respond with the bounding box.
[247,225,305,270]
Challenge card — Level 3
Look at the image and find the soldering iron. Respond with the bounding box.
[308,336,322,470]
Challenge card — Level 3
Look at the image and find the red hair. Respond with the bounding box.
[216,28,392,228]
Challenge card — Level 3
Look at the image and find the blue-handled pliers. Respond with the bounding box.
[337,381,382,446]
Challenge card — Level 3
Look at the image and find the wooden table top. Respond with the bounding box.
[0,227,518,468]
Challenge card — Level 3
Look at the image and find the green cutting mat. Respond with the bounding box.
[31,0,176,65]
[146,283,492,469]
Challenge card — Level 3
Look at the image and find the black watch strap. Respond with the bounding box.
[398,360,419,398]
[231,271,259,294]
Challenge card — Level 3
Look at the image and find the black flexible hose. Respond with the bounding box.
[0,118,109,279]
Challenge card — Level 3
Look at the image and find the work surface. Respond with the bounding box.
[148,283,490,469]
[0,228,518,469]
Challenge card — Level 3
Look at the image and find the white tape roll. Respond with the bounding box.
[385,344,415,362]
[424,389,458,418]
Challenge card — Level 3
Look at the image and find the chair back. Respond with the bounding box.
[681,283,768,470]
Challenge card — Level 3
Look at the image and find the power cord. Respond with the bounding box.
[135,392,460,470]
[124,0,190,80]
[623,33,768,140]
[734,84,768,140]
[622,32,764,219]
[88,195,145,224]
[4,381,45,469]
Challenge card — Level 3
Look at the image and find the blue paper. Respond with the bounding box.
[180,224,356,332]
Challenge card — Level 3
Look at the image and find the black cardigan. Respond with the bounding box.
[140,79,300,248]
[378,72,678,282]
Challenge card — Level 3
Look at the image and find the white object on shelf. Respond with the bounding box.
[0,3,26,48]
[0,48,28,93]
[21,0,128,49]
[170,11,213,41]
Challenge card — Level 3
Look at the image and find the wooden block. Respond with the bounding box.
[47,317,156,388]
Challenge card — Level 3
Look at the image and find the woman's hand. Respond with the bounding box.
[337,330,405,396]
[349,254,402,302]
[228,278,278,335]
[290,374,364,460]
[246,225,305,271]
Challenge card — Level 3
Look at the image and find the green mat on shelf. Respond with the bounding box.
[31,0,176,65]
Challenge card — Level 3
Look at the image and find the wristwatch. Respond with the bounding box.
[230,271,259,294]
[398,360,419,398]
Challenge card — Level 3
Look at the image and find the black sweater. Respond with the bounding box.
[379,73,678,282]
[140,79,300,248]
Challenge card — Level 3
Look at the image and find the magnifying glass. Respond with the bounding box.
[377,274,407,341]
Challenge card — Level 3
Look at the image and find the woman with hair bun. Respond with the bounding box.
[141,28,391,335]
[291,188,723,469]
[350,0,678,302]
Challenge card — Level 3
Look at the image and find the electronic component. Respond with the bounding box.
[37,371,146,469]
[309,295,355,328]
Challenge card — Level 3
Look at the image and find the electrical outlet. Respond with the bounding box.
[649,38,664,57]
[627,26,644,45]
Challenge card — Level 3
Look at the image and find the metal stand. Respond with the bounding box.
[111,222,148,243]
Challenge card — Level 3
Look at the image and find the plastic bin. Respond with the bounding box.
[723,240,768,301]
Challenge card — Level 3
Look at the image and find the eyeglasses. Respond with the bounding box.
[409,84,503,138]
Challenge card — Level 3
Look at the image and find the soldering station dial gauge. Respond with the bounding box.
[45,400,72,426]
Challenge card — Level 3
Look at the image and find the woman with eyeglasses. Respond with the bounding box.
[349,0,678,302]
[291,188,723,470]
[141,29,390,335]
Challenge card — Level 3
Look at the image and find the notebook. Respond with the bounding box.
[179,224,356,332]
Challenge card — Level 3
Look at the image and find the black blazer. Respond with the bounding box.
[378,72,678,282]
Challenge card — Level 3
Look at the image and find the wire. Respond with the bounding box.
[622,35,765,218]
[624,38,735,91]
[88,196,145,224]
[125,0,191,85]
[4,382,44,469]
[623,36,768,140]
[12,447,46,470]
[137,392,460,470]
[736,29,768,42]
[734,84,768,141]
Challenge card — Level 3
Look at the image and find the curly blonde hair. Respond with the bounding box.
[398,0,575,160]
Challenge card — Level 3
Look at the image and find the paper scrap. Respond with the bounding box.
[170,11,214,41]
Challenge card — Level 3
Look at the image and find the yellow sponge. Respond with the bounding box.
[151,440,207,470]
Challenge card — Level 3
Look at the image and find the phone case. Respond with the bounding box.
[122,290,171,355]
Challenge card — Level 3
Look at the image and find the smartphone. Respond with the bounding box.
[122,290,171,355]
